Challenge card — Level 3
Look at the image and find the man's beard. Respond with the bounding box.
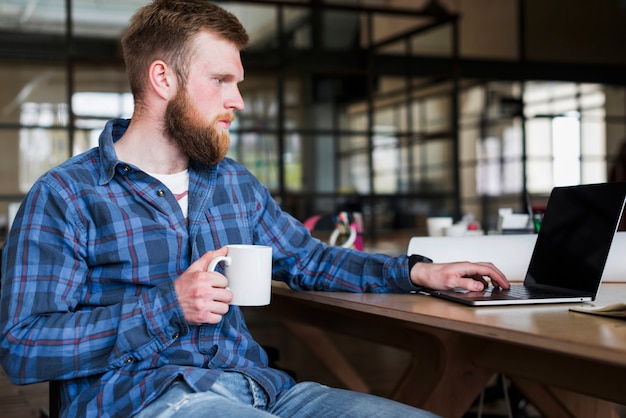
[164,88,234,167]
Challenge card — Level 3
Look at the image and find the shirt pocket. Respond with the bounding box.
[203,202,255,246]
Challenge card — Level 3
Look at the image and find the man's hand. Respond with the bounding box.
[174,247,233,325]
[410,261,510,292]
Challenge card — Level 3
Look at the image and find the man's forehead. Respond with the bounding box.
[189,33,244,77]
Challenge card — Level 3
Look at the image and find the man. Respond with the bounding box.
[0,1,508,417]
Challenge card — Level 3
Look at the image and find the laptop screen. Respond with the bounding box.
[525,182,626,293]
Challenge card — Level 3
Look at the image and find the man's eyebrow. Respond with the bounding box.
[212,72,243,82]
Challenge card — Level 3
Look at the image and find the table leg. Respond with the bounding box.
[511,376,625,418]
[390,330,495,418]
[268,296,494,417]
[281,319,371,394]
[282,318,494,417]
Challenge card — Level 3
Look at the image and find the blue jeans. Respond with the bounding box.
[134,372,439,418]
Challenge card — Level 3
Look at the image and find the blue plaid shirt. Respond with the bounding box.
[1,119,418,417]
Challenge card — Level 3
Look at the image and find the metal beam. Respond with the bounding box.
[1,31,625,86]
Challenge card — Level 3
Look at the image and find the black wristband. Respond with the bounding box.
[408,254,433,273]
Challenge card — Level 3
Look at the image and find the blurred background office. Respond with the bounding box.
[1,2,625,417]
[1,0,625,242]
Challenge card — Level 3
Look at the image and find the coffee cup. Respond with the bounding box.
[426,217,453,237]
[207,244,273,306]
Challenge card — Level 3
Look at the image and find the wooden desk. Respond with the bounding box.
[265,283,626,417]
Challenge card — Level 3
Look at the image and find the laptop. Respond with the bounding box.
[421,182,626,306]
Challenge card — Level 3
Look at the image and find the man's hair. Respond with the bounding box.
[122,0,249,105]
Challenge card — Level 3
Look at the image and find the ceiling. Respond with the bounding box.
[0,0,397,39]
[0,0,301,39]
[0,0,145,37]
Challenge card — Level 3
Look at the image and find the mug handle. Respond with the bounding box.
[207,255,232,271]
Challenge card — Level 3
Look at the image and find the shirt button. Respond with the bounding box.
[124,357,133,364]
[172,332,180,340]
[122,165,131,173]
[157,189,166,197]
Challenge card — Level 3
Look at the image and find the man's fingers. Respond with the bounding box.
[467,262,510,289]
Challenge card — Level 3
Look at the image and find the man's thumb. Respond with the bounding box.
[191,247,229,271]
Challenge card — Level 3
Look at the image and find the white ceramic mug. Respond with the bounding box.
[426,217,453,237]
[207,244,273,306]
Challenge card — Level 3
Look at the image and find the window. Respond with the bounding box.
[525,82,607,193]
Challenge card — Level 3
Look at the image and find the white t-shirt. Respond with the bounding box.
[147,169,189,218]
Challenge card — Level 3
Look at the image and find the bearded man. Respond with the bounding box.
[0,1,508,417]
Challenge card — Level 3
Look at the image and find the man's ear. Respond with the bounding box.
[148,60,176,100]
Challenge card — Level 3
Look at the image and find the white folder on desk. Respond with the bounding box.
[407,232,626,282]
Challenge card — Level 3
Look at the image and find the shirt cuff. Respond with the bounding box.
[407,254,433,292]
[408,254,433,273]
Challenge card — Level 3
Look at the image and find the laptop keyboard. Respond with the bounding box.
[490,285,570,300]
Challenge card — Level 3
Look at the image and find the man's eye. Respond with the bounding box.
[214,78,224,85]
